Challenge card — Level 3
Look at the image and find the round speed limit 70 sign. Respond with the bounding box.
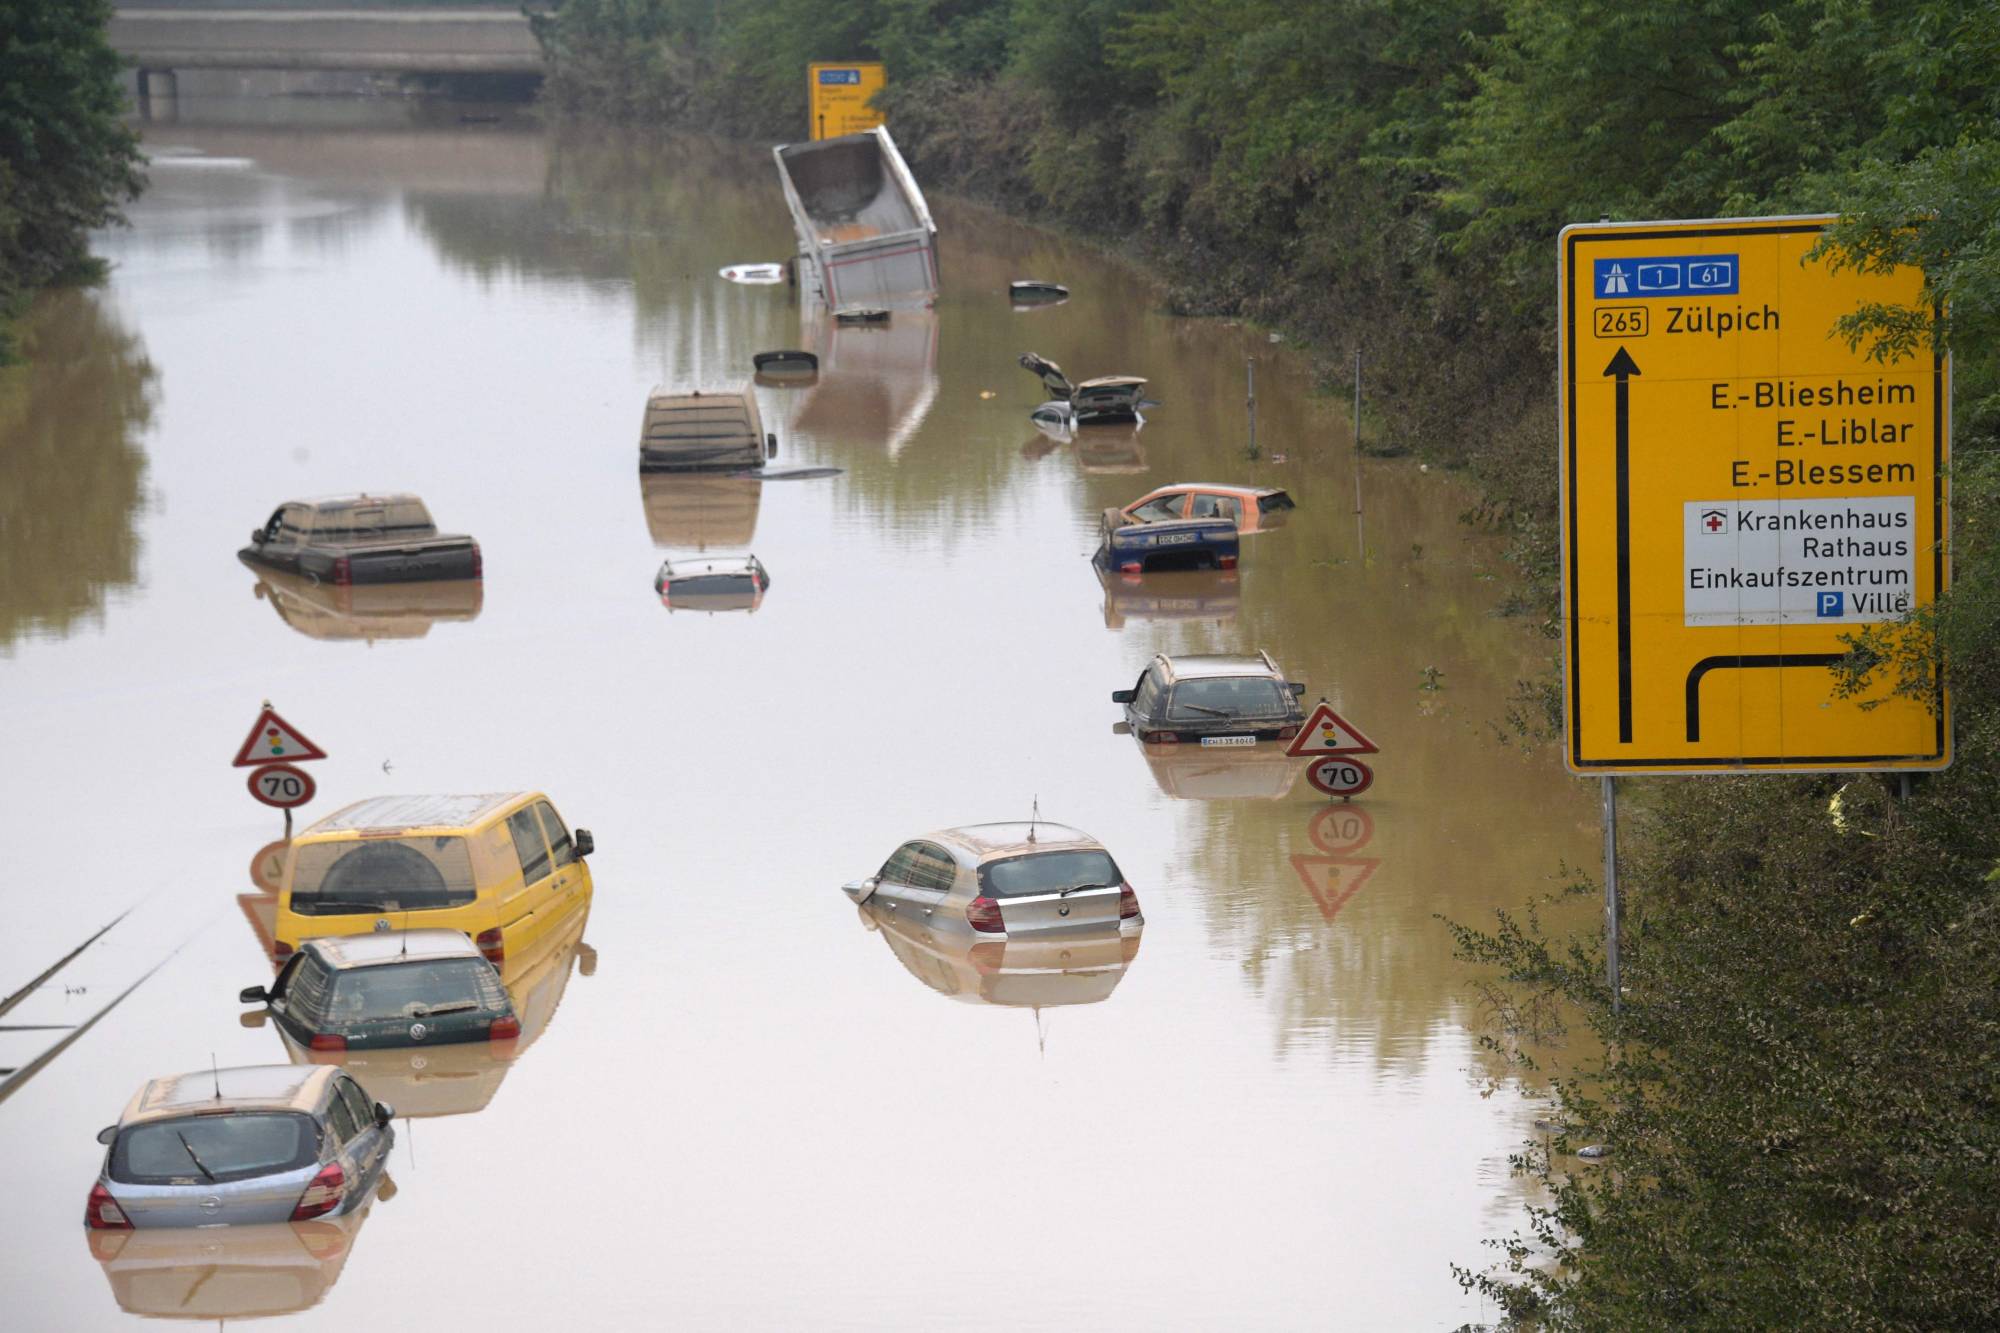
[1305,757,1373,800]
[247,762,316,809]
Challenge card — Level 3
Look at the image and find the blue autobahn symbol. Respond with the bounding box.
[1817,591,1845,617]
[818,69,861,84]
[1594,255,1738,299]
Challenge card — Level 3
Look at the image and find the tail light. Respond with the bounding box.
[1119,561,1142,575]
[1219,554,1238,569]
[487,1015,521,1041]
[86,1182,132,1230]
[331,555,352,586]
[309,1033,346,1051]
[475,928,504,966]
[1119,882,1140,919]
[272,940,293,960]
[470,542,483,579]
[1141,730,1179,744]
[1277,725,1299,740]
[966,895,1005,934]
[291,1162,345,1221]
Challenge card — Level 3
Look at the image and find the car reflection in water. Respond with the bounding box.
[856,900,1143,1009]
[1119,727,1303,801]
[245,564,483,644]
[640,471,762,551]
[252,913,594,1120]
[86,1199,378,1322]
[1097,566,1240,630]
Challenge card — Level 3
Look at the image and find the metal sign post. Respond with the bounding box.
[1602,776,1620,1013]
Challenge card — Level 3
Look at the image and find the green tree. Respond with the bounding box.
[0,0,144,360]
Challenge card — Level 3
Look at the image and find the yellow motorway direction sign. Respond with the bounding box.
[1560,216,1949,774]
[808,62,886,141]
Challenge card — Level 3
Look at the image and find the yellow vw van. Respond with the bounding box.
[273,794,594,969]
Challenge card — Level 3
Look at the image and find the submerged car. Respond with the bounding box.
[639,386,777,471]
[240,930,518,1052]
[1121,483,1296,533]
[1019,352,1150,424]
[654,554,771,613]
[843,822,1142,944]
[273,792,595,970]
[1113,651,1308,745]
[241,494,481,585]
[86,1066,392,1230]
[1095,507,1239,574]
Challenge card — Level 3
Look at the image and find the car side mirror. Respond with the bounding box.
[251,528,265,545]
[239,985,269,1004]
[374,1102,394,1127]
[1289,682,1307,697]
[766,432,778,459]
[573,828,595,858]
[1111,689,1136,703]
[97,1125,117,1146]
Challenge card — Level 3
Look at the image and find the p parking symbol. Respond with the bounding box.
[1816,590,1845,618]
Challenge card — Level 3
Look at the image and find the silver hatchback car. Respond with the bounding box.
[843,822,1143,942]
[86,1065,393,1230]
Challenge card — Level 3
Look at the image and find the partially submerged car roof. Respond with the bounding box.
[302,793,529,836]
[121,1065,336,1127]
[1156,482,1288,497]
[933,821,1102,861]
[304,930,485,969]
[1154,651,1283,681]
[292,493,427,513]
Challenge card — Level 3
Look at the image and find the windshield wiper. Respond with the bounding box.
[1060,881,1119,897]
[303,899,396,914]
[408,1001,480,1018]
[175,1131,217,1182]
[1179,704,1230,717]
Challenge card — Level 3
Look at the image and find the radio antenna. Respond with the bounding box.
[1028,795,1039,844]
[211,1052,222,1101]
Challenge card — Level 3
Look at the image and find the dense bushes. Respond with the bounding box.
[0,0,144,362]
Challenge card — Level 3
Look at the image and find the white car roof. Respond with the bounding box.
[1156,652,1281,680]
[933,822,1104,862]
[122,1065,336,1126]
[305,930,485,969]
[304,793,527,834]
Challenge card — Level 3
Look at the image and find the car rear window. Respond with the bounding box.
[670,572,759,594]
[978,849,1121,899]
[289,837,477,915]
[328,959,507,1024]
[111,1113,319,1185]
[1168,676,1288,720]
[1257,490,1296,513]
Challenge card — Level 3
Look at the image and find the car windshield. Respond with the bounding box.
[328,959,507,1023]
[671,573,758,592]
[1168,676,1288,719]
[290,836,477,915]
[978,849,1121,899]
[111,1113,319,1185]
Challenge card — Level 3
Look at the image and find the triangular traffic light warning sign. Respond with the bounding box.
[1286,702,1379,757]
[232,705,329,767]
[1289,854,1380,924]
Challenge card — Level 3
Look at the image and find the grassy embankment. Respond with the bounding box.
[523,3,2000,1326]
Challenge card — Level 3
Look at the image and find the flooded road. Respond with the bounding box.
[0,99,1596,1328]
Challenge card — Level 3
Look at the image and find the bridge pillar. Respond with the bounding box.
[137,68,179,122]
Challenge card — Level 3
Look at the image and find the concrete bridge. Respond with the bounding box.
[111,6,544,96]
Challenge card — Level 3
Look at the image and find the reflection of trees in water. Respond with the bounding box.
[0,293,156,650]
[403,128,797,381]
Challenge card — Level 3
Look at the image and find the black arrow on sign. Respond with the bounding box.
[1605,346,1640,744]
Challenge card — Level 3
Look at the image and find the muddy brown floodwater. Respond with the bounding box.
[0,98,1597,1329]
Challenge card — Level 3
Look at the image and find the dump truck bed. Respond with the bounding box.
[773,128,938,308]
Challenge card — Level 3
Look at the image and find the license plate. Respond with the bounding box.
[1200,735,1255,747]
